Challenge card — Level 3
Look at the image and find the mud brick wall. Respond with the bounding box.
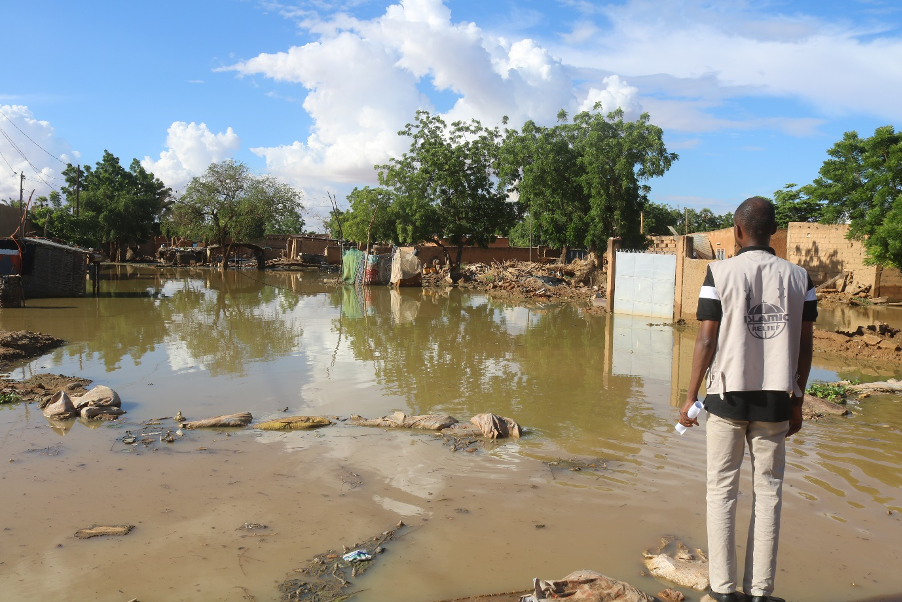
[680,257,714,319]
[413,246,552,266]
[786,223,877,288]
[878,267,902,300]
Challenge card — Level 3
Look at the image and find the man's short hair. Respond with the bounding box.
[734,196,776,239]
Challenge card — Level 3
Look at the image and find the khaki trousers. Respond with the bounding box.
[706,413,789,597]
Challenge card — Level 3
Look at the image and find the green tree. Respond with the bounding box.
[805,126,902,267]
[378,110,518,276]
[340,186,397,251]
[501,106,677,255]
[771,183,823,228]
[164,160,304,270]
[59,151,170,258]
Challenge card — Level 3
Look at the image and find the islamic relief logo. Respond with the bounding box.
[744,274,789,340]
[745,302,789,339]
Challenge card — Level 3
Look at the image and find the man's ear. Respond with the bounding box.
[771,223,778,235]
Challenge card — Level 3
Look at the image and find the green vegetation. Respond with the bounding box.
[499,107,677,254]
[377,110,517,273]
[0,392,21,404]
[806,382,849,403]
[163,160,304,270]
[771,125,902,268]
[31,151,170,257]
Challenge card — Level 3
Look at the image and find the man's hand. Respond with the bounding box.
[787,396,804,438]
[679,398,700,429]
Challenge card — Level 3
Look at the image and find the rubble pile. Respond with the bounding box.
[424,256,606,304]
[814,321,902,362]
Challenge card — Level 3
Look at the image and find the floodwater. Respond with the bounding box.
[0,266,900,602]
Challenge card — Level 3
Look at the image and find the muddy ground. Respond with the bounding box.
[0,330,65,370]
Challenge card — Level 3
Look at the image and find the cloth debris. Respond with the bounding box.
[470,413,522,439]
[350,411,458,431]
[520,570,654,602]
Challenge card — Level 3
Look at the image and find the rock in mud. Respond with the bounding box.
[72,385,121,409]
[523,570,655,602]
[181,412,253,429]
[470,413,521,439]
[80,406,126,420]
[643,553,709,591]
[42,391,77,419]
[657,588,686,602]
[74,525,134,539]
[350,411,457,430]
[256,416,332,430]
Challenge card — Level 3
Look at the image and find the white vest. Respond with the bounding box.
[706,250,810,397]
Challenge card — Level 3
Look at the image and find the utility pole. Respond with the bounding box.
[19,172,25,209]
[75,164,81,217]
[684,207,688,235]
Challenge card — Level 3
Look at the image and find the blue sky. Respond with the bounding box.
[2,0,900,229]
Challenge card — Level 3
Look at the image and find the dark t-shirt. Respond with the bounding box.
[696,246,818,422]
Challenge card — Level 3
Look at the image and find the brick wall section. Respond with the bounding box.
[786,223,878,288]
[647,235,677,254]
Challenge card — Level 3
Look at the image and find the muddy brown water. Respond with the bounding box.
[0,265,901,602]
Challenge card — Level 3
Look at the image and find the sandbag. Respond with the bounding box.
[642,553,709,591]
[72,385,121,409]
[80,406,126,420]
[42,391,77,419]
[351,411,457,431]
[181,412,253,429]
[470,413,521,439]
[256,416,332,431]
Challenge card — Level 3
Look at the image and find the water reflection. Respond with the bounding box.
[1,267,900,515]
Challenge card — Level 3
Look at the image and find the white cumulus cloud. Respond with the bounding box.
[578,75,642,119]
[142,122,240,192]
[224,0,623,192]
[0,105,77,202]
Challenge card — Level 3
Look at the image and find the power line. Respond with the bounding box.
[0,108,67,165]
[0,125,60,192]
[0,147,16,175]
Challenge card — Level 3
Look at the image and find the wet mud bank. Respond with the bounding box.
[0,330,65,370]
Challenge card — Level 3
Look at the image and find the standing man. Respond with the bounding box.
[679,197,816,602]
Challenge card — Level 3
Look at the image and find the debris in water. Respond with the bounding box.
[181,412,252,429]
[74,525,134,539]
[277,522,405,601]
[256,416,332,431]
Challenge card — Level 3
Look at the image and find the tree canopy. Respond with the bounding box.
[376,110,518,268]
[805,126,902,267]
[164,160,304,266]
[500,106,677,252]
[32,151,169,254]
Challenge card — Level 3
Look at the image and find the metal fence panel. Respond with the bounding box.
[613,252,676,318]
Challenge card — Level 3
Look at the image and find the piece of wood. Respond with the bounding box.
[181,412,253,429]
[75,525,134,539]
